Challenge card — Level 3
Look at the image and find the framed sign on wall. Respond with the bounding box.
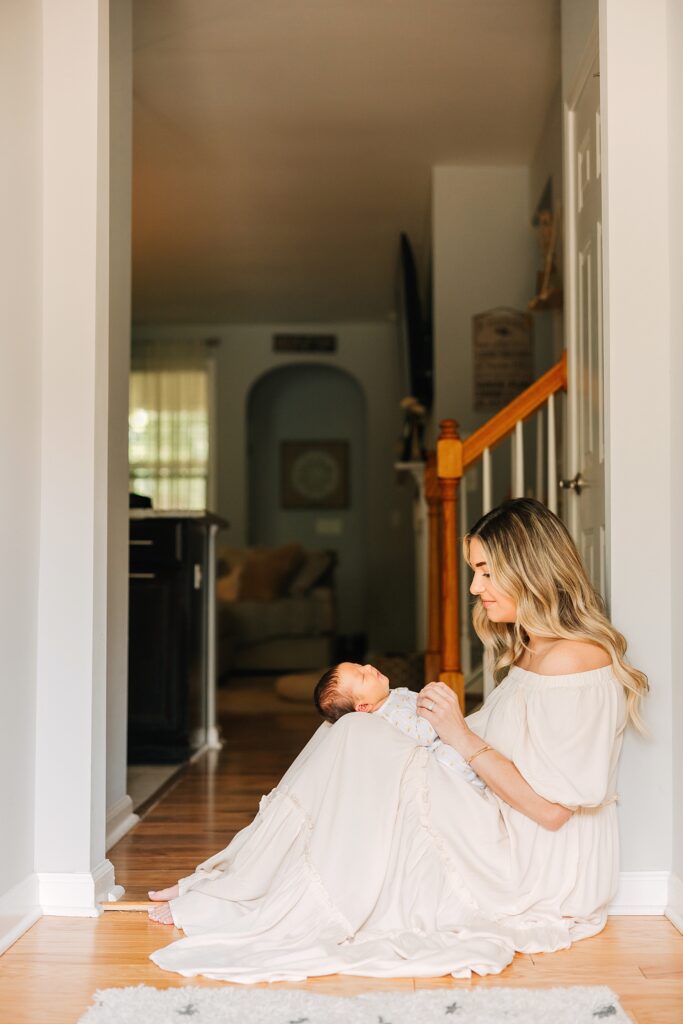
[280,441,350,509]
[472,307,533,410]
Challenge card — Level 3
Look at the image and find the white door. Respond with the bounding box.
[565,48,606,597]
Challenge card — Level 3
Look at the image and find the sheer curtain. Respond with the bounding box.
[129,339,214,510]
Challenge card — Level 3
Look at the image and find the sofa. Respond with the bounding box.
[216,543,337,677]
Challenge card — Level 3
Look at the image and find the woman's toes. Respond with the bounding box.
[148,903,175,925]
[148,884,180,901]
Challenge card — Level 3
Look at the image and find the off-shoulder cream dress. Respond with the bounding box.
[150,665,627,983]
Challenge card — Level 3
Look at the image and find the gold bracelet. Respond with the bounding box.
[465,743,493,766]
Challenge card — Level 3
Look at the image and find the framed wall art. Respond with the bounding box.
[280,441,350,509]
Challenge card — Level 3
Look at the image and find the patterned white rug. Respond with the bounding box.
[78,984,630,1023]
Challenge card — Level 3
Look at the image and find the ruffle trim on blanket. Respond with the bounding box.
[414,751,481,915]
[265,783,356,939]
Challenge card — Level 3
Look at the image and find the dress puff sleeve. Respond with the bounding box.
[512,671,625,809]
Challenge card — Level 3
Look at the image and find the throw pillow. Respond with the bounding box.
[216,563,243,602]
[239,543,305,602]
[217,545,249,572]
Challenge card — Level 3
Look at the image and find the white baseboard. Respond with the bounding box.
[609,871,669,914]
[106,794,140,851]
[0,874,41,955]
[39,858,117,916]
[666,870,683,934]
[205,726,223,751]
[190,736,223,763]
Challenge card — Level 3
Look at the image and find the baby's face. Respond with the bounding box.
[337,662,390,712]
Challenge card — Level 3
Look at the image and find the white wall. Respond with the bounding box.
[432,165,537,434]
[529,85,563,229]
[561,0,598,98]
[599,0,673,889]
[133,323,415,652]
[432,165,541,515]
[0,0,42,945]
[667,0,683,905]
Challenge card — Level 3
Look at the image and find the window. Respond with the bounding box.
[129,365,211,510]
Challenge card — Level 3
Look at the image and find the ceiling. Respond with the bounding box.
[132,0,560,324]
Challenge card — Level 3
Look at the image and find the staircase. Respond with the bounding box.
[426,352,568,707]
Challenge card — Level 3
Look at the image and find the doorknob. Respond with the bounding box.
[559,473,587,495]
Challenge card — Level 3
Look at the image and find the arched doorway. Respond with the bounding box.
[247,363,368,644]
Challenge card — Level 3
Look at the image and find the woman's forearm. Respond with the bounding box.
[454,730,573,831]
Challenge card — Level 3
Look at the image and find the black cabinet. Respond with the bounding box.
[127,513,227,763]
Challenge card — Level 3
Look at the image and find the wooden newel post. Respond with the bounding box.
[424,451,442,685]
[437,419,465,709]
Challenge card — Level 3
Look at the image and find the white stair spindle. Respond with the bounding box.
[510,434,515,496]
[482,447,492,514]
[547,393,558,513]
[459,473,471,680]
[512,420,524,498]
[483,649,495,700]
[535,407,545,502]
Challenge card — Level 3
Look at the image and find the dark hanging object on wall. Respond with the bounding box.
[273,334,337,353]
[398,233,433,410]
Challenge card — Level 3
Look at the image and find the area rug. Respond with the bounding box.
[78,984,629,1023]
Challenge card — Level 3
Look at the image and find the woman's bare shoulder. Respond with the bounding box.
[535,639,611,675]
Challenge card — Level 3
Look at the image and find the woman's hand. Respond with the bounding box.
[417,681,473,753]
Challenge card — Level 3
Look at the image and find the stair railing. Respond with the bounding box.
[428,352,568,708]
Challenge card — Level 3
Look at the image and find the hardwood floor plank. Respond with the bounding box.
[639,961,683,980]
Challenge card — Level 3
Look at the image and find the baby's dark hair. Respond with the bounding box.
[314,665,355,722]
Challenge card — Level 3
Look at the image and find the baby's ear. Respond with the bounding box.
[355,701,370,713]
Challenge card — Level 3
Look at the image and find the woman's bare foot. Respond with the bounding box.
[147,885,179,925]
[148,884,180,901]
[148,902,175,925]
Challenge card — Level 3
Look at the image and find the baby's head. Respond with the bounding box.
[314,662,390,723]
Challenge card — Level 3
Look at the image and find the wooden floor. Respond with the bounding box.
[2,691,682,1023]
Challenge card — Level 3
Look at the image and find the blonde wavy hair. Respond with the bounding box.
[464,498,648,731]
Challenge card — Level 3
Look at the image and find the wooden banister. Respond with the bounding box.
[463,352,567,468]
[436,420,465,708]
[424,452,441,684]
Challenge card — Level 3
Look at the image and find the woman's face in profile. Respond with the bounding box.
[468,537,517,623]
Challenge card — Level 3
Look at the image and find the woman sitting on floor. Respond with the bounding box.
[147,498,648,984]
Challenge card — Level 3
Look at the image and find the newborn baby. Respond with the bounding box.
[314,662,485,790]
